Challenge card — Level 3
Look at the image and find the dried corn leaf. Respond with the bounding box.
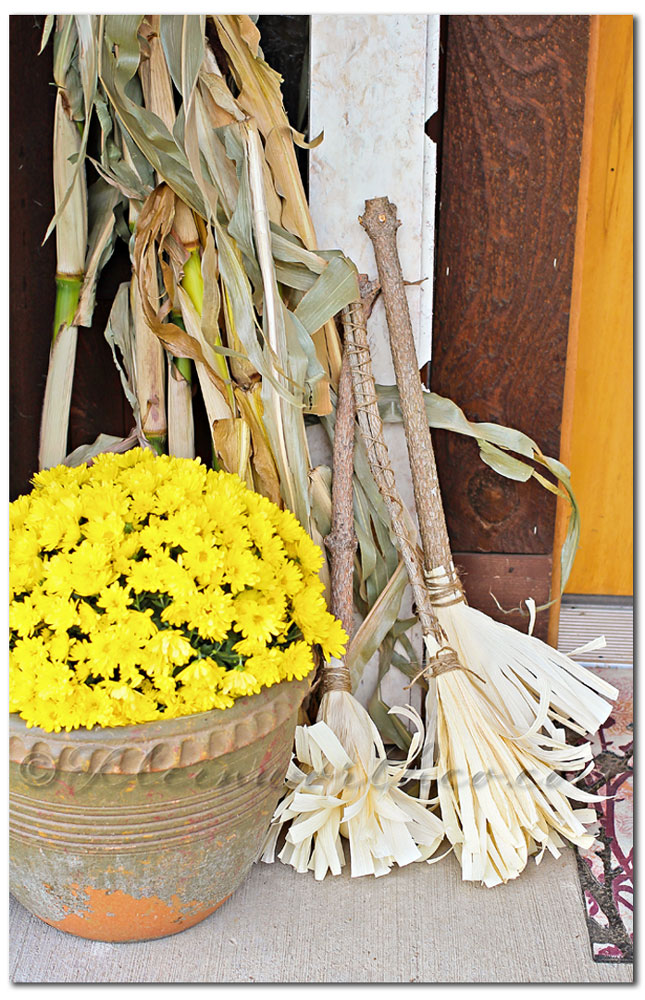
[211,14,343,391]
[235,385,282,506]
[378,384,580,592]
[159,15,206,103]
[102,281,139,426]
[75,178,120,326]
[293,255,359,337]
[64,432,141,467]
[211,416,251,482]
[39,15,55,54]
[213,14,315,247]
[347,560,409,692]
[98,15,206,217]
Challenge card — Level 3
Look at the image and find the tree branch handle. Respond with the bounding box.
[360,197,454,576]
[323,343,357,694]
[342,299,444,647]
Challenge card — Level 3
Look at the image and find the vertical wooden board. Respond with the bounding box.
[563,16,633,596]
[309,14,439,383]
[430,15,590,559]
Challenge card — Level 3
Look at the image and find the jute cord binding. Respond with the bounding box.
[323,659,352,695]
[424,566,465,608]
[405,646,482,690]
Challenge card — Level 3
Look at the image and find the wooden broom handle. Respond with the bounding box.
[360,197,454,575]
[326,344,357,642]
[323,343,357,694]
[342,299,445,648]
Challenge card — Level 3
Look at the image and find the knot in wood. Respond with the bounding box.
[359,196,401,238]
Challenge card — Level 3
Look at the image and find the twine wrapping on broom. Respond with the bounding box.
[424,564,466,608]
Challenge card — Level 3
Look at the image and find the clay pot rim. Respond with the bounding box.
[9,676,312,770]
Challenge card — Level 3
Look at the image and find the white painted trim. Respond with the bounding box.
[309,13,440,384]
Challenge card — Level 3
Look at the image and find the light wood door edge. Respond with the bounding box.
[547,16,600,648]
[548,15,633,645]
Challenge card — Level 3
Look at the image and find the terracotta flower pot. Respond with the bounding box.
[9,677,309,943]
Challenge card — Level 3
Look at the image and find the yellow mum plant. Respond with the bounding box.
[10,448,347,733]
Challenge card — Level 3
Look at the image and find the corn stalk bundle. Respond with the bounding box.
[358,196,616,885]
[39,15,122,469]
[262,347,444,879]
[38,15,595,761]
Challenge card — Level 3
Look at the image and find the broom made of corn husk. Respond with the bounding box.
[261,342,445,880]
[359,196,617,885]
[344,289,609,885]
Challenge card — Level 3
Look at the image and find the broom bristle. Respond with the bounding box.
[261,681,445,880]
[420,637,603,887]
[425,564,618,740]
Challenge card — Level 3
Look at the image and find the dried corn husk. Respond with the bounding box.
[262,699,444,879]
[425,648,602,887]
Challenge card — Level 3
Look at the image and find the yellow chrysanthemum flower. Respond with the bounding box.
[234,590,286,644]
[9,448,345,732]
[279,640,316,682]
[9,596,41,638]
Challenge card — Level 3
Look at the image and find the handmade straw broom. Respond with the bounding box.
[357,196,617,885]
[262,343,444,880]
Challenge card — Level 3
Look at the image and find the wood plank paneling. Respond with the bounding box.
[431,16,589,549]
[453,552,552,641]
[430,15,590,635]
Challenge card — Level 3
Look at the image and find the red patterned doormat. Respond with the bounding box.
[575,667,633,962]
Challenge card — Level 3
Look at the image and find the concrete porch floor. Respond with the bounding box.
[10,846,633,983]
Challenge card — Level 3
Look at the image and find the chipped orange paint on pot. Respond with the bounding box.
[43,885,232,942]
[10,678,310,942]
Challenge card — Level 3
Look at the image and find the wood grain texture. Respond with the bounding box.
[562,16,633,597]
[453,552,552,641]
[431,15,590,560]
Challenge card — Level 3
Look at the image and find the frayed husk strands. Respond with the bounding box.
[39,21,88,471]
[344,217,613,888]
[263,695,444,880]
[262,347,444,879]
[427,653,603,887]
[425,568,618,744]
